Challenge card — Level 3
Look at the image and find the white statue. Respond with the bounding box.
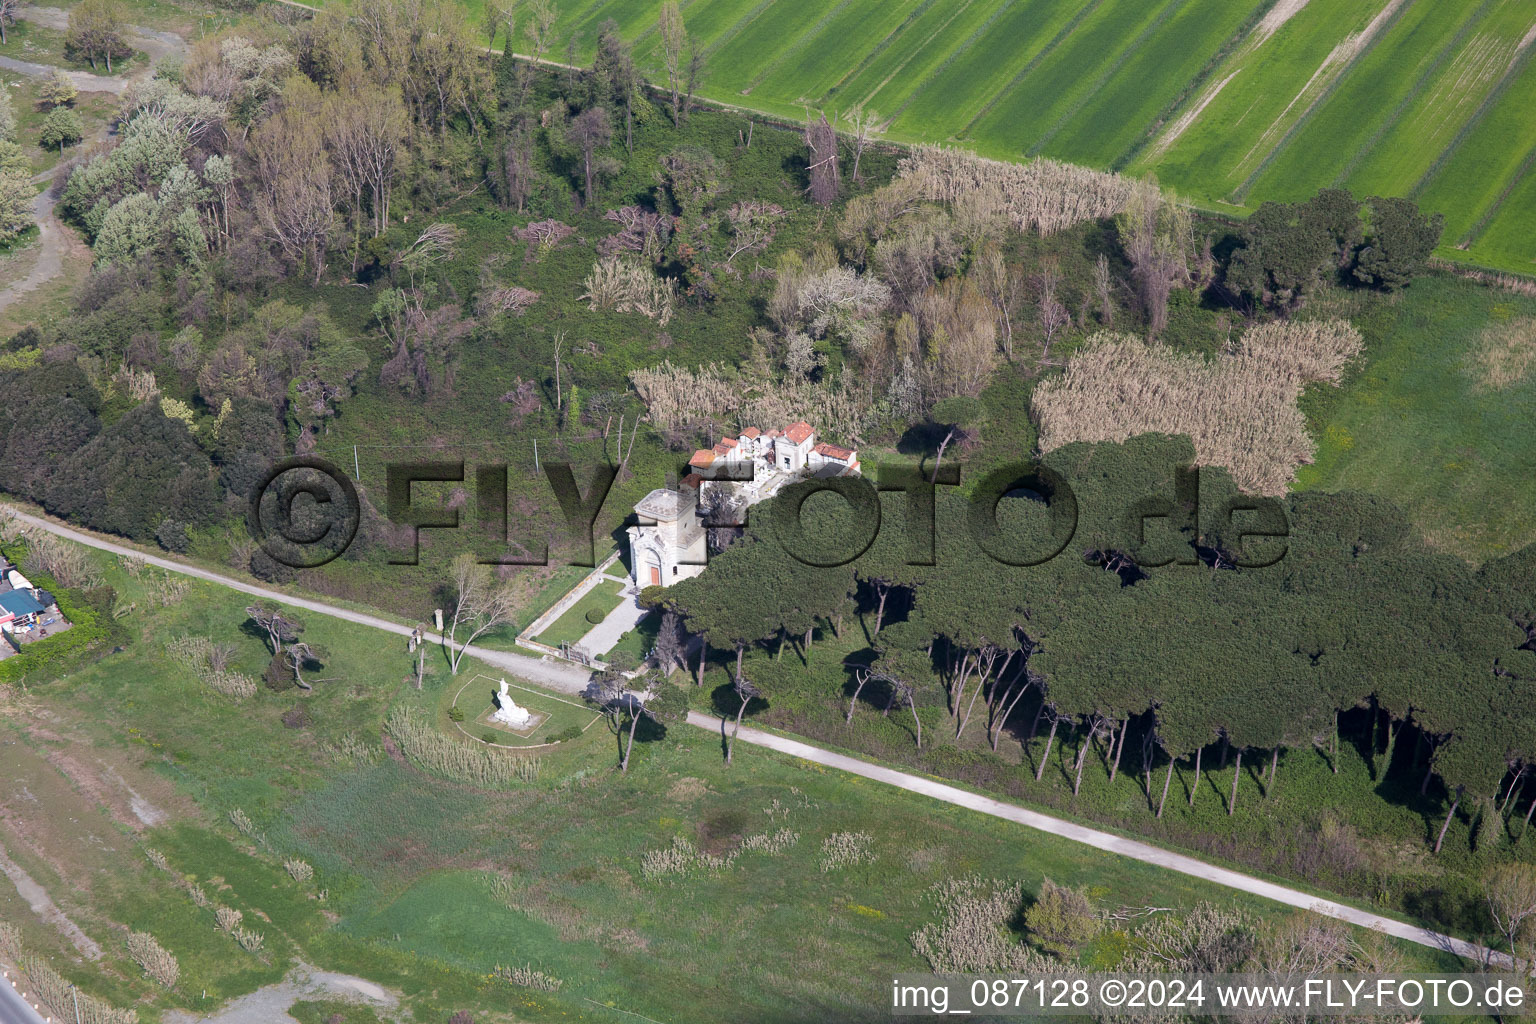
[490,678,533,729]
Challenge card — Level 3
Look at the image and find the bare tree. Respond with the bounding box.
[658,1,687,127]
[1093,254,1114,326]
[1485,863,1536,971]
[324,84,406,269]
[0,0,17,45]
[726,676,760,765]
[246,603,303,656]
[1037,260,1068,359]
[1118,178,1192,339]
[842,105,880,183]
[571,106,614,208]
[444,553,518,674]
[251,83,334,284]
[804,113,840,207]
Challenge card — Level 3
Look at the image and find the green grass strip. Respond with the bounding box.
[1329,0,1497,188]
[884,0,1021,124]
[1457,137,1536,247]
[699,0,781,62]
[1409,28,1536,199]
[1112,0,1277,171]
[1231,0,1418,202]
[1026,0,1188,158]
[740,0,857,97]
[957,0,1107,139]
[812,0,943,108]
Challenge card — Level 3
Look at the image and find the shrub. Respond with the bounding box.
[581,256,675,325]
[545,724,582,743]
[215,906,242,933]
[819,831,876,872]
[125,931,179,989]
[584,608,606,624]
[912,876,1053,973]
[493,963,562,991]
[233,928,264,953]
[447,705,465,722]
[283,857,313,883]
[898,145,1136,236]
[21,955,138,1024]
[228,807,255,836]
[165,635,257,699]
[1025,878,1099,958]
[386,706,537,788]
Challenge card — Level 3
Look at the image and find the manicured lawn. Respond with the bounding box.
[532,580,626,649]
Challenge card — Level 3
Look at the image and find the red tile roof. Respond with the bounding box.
[718,437,738,448]
[689,449,716,468]
[712,443,732,455]
[741,427,761,439]
[784,421,814,444]
[681,472,703,488]
[813,442,855,460]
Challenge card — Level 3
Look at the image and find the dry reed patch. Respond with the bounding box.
[1466,316,1536,390]
[896,146,1136,236]
[1032,320,1363,494]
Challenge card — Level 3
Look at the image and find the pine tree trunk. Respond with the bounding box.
[1332,711,1339,774]
[727,698,747,765]
[1228,749,1242,815]
[909,696,922,750]
[1158,759,1173,818]
[1109,716,1128,783]
[1523,794,1536,836]
[1035,717,1058,782]
[1434,786,1463,854]
[776,629,786,661]
[1219,734,1229,770]
[1073,731,1088,796]
[622,709,640,772]
[734,644,744,682]
[846,676,868,724]
[874,587,888,634]
[1267,747,1279,796]
[1422,757,1436,796]
[991,678,1032,752]
[1189,747,1202,806]
[696,640,707,686]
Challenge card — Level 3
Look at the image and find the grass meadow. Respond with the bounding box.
[2,540,1468,1024]
[1295,276,1536,561]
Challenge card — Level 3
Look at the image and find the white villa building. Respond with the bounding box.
[627,421,860,590]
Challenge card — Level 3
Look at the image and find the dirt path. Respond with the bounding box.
[0,7,190,318]
[0,841,102,960]
[6,504,1514,970]
[162,965,398,1024]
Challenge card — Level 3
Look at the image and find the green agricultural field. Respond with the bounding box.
[469,0,1536,272]
[1296,276,1536,561]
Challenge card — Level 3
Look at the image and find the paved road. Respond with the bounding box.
[0,971,46,1024]
[6,505,1508,969]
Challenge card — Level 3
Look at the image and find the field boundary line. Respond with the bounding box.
[1409,12,1536,199]
[1116,0,1275,171]
[812,0,943,108]
[1026,0,1189,158]
[884,0,1021,126]
[846,0,979,114]
[1231,0,1415,201]
[955,0,1107,138]
[739,0,856,98]
[697,0,779,62]
[1455,138,1536,248]
[1329,0,1495,188]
